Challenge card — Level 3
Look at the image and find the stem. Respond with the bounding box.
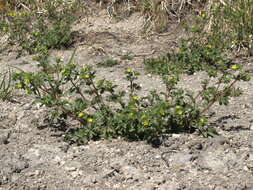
[194,72,226,104]
[200,79,237,115]
[70,79,88,102]
[69,79,98,110]
[109,91,125,109]
[90,82,105,109]
[129,78,134,97]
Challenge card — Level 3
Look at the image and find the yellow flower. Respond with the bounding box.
[32,32,39,37]
[15,83,22,88]
[176,110,184,115]
[231,40,237,45]
[24,78,30,85]
[231,64,238,70]
[199,117,206,124]
[7,12,16,17]
[3,26,8,32]
[206,44,212,49]
[142,120,149,126]
[128,113,134,117]
[201,13,206,18]
[61,69,66,74]
[87,118,93,123]
[83,74,90,79]
[132,96,139,101]
[129,105,136,110]
[159,109,165,115]
[78,112,84,118]
[175,105,182,110]
[126,69,132,73]
[168,76,173,81]
[141,115,146,119]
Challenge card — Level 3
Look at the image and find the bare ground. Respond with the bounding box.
[0,4,253,190]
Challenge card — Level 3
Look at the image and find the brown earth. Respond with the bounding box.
[0,2,253,190]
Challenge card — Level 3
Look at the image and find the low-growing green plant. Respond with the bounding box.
[208,0,253,52]
[97,59,120,67]
[144,40,231,75]
[12,50,250,144]
[1,0,83,54]
[121,55,133,60]
[0,69,13,101]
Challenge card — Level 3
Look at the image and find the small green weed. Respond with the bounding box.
[209,0,253,52]
[97,59,120,67]
[0,69,13,101]
[121,55,133,61]
[12,51,250,144]
[1,0,83,54]
[144,41,231,75]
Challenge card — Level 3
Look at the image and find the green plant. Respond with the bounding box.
[121,55,133,60]
[208,0,253,52]
[0,69,13,101]
[12,50,250,144]
[97,59,120,67]
[144,40,231,75]
[2,0,83,54]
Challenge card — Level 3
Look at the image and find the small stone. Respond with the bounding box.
[121,165,143,180]
[250,125,253,130]
[102,169,116,178]
[83,175,99,184]
[160,181,177,190]
[64,166,77,172]
[153,176,166,185]
[25,170,40,177]
[172,134,181,138]
[0,129,11,144]
[64,161,82,172]
[70,170,83,178]
[155,155,161,159]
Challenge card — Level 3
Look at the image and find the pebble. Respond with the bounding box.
[0,129,11,144]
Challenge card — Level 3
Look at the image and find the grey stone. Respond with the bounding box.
[169,152,194,167]
[121,165,143,180]
[64,161,82,172]
[24,144,66,166]
[0,129,11,144]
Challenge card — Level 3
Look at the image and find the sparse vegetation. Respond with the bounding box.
[0,69,13,101]
[12,49,250,144]
[0,0,83,54]
[97,59,120,67]
[0,0,252,145]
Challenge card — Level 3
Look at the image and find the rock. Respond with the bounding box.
[102,169,116,178]
[83,174,101,184]
[63,161,82,172]
[188,141,203,150]
[172,134,181,138]
[24,144,66,166]
[0,129,11,144]
[25,170,43,177]
[211,136,227,145]
[70,170,83,178]
[169,152,194,167]
[198,149,239,172]
[121,165,143,180]
[152,176,166,185]
[109,157,126,170]
[250,125,253,130]
[12,157,29,173]
[246,154,253,170]
[159,181,178,190]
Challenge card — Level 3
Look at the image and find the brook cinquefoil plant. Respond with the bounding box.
[12,50,250,144]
